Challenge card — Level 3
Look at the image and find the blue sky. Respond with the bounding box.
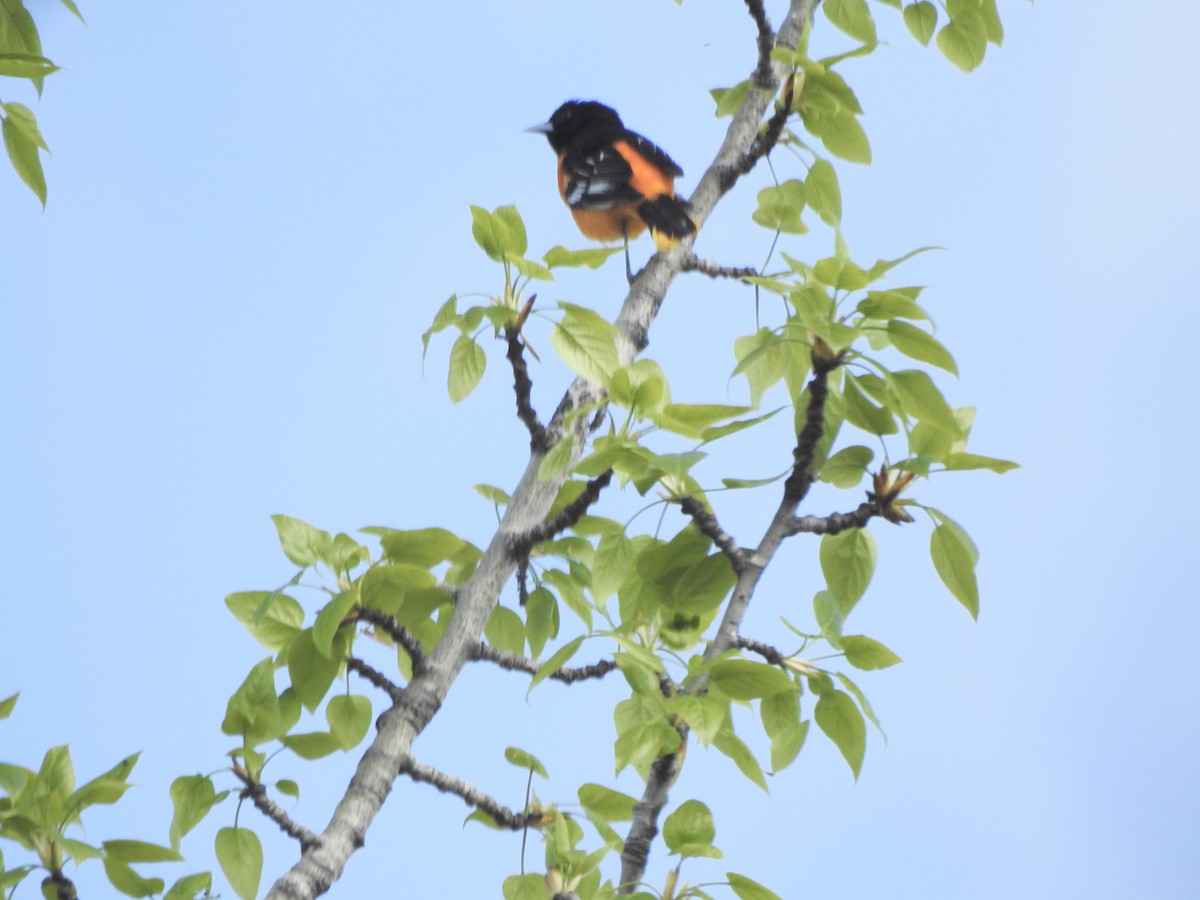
[3,1,1198,897]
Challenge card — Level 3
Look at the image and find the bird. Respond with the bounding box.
[528,100,697,278]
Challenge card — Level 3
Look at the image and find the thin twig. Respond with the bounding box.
[347,657,404,702]
[744,0,775,86]
[735,635,786,666]
[401,757,543,831]
[680,253,759,280]
[783,354,840,506]
[471,642,618,683]
[782,500,882,536]
[509,469,614,558]
[506,323,549,451]
[236,773,321,852]
[678,496,747,574]
[355,609,427,674]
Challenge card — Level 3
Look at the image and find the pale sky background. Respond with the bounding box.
[3,1,1199,898]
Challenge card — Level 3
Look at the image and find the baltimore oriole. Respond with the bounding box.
[529,100,697,277]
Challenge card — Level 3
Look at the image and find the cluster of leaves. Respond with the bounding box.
[0,694,212,899]
[498,754,784,900]
[828,0,1005,72]
[0,0,81,205]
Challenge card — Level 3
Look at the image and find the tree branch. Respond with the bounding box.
[236,772,321,853]
[735,635,786,666]
[677,496,747,574]
[400,757,541,831]
[782,500,882,536]
[680,253,758,281]
[783,353,839,507]
[355,609,427,675]
[509,469,614,558]
[268,1,816,895]
[471,642,618,683]
[347,657,404,703]
[506,321,549,452]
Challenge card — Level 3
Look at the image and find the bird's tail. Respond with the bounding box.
[638,195,698,251]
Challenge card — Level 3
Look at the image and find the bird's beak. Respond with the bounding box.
[525,120,553,135]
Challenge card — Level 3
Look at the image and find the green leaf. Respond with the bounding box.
[834,670,886,738]
[552,302,619,386]
[903,1,937,45]
[326,695,372,750]
[529,635,584,692]
[711,79,752,117]
[287,628,344,713]
[761,691,807,772]
[937,0,988,71]
[819,444,873,488]
[813,256,869,292]
[578,784,636,821]
[164,872,213,900]
[421,294,458,359]
[666,695,727,745]
[841,374,897,436]
[470,205,527,261]
[663,799,720,859]
[281,731,343,760]
[38,744,75,795]
[930,516,980,617]
[448,334,487,403]
[66,753,139,814]
[813,589,845,644]
[728,872,784,900]
[824,0,877,44]
[653,403,751,440]
[537,435,575,481]
[505,252,553,281]
[0,692,17,720]
[2,102,47,205]
[857,289,929,322]
[0,53,59,79]
[473,483,511,506]
[485,604,525,657]
[543,245,622,269]
[503,746,548,779]
[169,775,225,852]
[221,658,281,742]
[502,873,550,900]
[889,368,960,435]
[271,514,328,567]
[524,586,558,659]
[819,528,877,615]
[840,634,902,670]
[101,858,164,898]
[273,779,300,800]
[814,690,866,778]
[752,180,807,234]
[980,0,1004,45]
[887,320,958,375]
[102,840,183,864]
[805,159,842,227]
[941,452,1019,473]
[802,106,872,165]
[712,727,767,791]
[312,588,357,658]
[215,828,262,900]
[707,659,794,700]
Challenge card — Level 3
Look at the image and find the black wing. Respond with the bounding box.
[621,130,684,179]
[561,144,642,211]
